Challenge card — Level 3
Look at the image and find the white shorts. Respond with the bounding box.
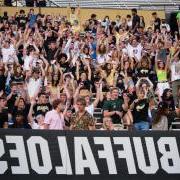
[157,82,170,96]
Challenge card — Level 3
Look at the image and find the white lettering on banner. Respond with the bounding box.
[1,135,180,176]
[74,137,99,175]
[94,137,117,174]
[55,137,72,175]
[27,137,52,174]
[133,137,159,174]
[6,136,29,174]
[113,137,137,174]
[0,139,8,174]
[158,137,180,174]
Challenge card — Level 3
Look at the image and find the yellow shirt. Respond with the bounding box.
[106,70,115,86]
[115,32,128,44]
[72,25,81,33]
[70,13,78,24]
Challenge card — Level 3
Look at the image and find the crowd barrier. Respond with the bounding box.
[0,129,180,180]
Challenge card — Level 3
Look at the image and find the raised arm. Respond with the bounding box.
[64,81,71,100]
[32,42,40,54]
[73,84,82,105]
[93,83,101,108]
[155,49,159,70]
[28,99,36,125]
[165,54,170,71]
[86,60,92,81]
[75,60,80,81]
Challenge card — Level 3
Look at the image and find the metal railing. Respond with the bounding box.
[2,0,180,11]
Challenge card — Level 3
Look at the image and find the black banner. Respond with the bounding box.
[0,129,180,180]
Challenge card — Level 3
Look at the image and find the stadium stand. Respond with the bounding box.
[0,0,179,131]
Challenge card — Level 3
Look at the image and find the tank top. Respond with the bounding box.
[156,69,167,82]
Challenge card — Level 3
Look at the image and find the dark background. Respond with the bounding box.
[0,129,180,180]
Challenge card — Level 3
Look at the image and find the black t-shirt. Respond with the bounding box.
[103,98,123,124]
[162,98,175,111]
[11,75,24,82]
[154,18,161,31]
[16,15,28,29]
[46,48,57,62]
[7,94,18,113]
[0,75,6,91]
[60,61,71,73]
[12,105,30,123]
[33,103,52,116]
[132,99,149,123]
[0,109,8,128]
[132,15,140,30]
[78,80,92,91]
[136,68,151,78]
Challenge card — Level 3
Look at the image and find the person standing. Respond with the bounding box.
[152,102,169,130]
[131,8,140,33]
[170,49,180,108]
[130,90,150,131]
[70,98,96,130]
[103,87,125,125]
[0,96,8,129]
[26,67,45,100]
[155,52,170,97]
[44,99,65,130]
[68,4,80,25]
[152,12,161,32]
[16,10,28,30]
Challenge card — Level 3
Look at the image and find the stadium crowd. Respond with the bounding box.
[0,7,180,131]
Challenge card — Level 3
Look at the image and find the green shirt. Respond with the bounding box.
[103,99,123,124]
[156,69,167,82]
[176,12,180,20]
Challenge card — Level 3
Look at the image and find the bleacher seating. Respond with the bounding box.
[170,118,180,130]
[49,0,180,10]
[7,0,180,11]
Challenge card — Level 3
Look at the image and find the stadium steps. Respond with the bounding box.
[47,0,180,10]
[14,1,179,10]
[170,118,180,130]
[94,108,103,129]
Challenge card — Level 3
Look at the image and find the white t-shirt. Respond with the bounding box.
[24,55,34,71]
[171,61,180,82]
[1,45,16,63]
[44,110,64,130]
[161,23,171,32]
[115,20,122,28]
[31,121,44,129]
[85,104,94,116]
[97,54,107,64]
[27,78,42,99]
[127,21,132,28]
[127,43,143,61]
